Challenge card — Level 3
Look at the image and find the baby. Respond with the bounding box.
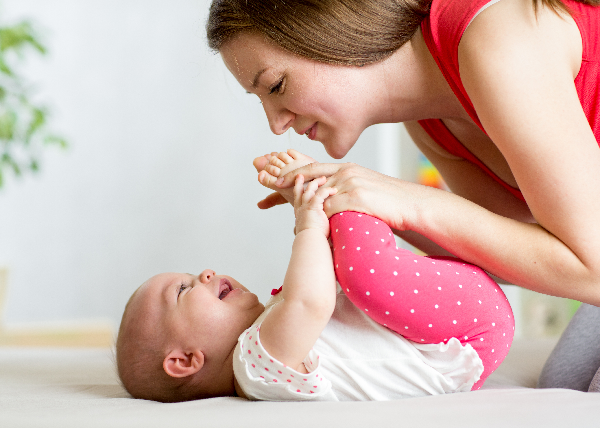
[116,150,514,402]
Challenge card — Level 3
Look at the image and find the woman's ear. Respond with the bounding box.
[163,349,204,378]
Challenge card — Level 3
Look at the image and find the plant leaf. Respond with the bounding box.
[44,134,68,148]
[26,107,46,136]
[0,111,16,140]
[0,22,46,54]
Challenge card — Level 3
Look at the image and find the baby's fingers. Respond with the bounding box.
[301,177,327,204]
[302,177,321,201]
[293,174,306,208]
[309,185,338,208]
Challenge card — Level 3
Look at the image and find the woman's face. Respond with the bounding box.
[220,32,377,159]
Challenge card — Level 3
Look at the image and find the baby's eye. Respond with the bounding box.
[178,284,188,297]
[269,77,285,95]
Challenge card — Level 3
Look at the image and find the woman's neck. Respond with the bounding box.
[368,28,467,125]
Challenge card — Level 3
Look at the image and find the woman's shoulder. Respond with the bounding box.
[460,0,582,78]
[423,0,523,84]
[425,0,499,49]
[428,0,583,64]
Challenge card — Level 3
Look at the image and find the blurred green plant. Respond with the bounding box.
[0,19,67,188]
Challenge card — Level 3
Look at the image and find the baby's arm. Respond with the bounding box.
[259,175,337,373]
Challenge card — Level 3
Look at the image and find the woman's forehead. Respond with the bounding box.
[222,33,291,68]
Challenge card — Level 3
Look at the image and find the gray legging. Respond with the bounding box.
[538,303,600,391]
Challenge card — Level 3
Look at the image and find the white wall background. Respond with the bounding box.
[0,0,406,330]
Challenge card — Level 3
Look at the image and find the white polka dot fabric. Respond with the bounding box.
[330,211,514,390]
[237,325,330,398]
[233,293,336,401]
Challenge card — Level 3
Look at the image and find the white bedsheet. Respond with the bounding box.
[1,338,598,428]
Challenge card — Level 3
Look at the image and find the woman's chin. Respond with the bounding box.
[319,129,360,159]
[323,141,354,160]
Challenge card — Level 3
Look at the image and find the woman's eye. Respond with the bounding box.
[178,284,188,297]
[269,78,284,95]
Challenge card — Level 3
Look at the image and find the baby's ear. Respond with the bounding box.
[163,349,204,378]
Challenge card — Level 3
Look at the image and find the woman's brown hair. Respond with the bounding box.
[207,0,431,66]
[535,0,600,14]
[206,0,599,66]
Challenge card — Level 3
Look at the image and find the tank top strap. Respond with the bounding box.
[421,0,493,132]
[565,0,600,142]
[565,0,600,60]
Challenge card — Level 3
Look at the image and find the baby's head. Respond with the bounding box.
[116,269,264,402]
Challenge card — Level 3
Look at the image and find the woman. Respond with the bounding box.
[207,0,600,391]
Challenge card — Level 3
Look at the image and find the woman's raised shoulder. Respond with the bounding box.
[459,0,581,79]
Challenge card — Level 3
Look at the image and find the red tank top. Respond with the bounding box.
[419,0,600,202]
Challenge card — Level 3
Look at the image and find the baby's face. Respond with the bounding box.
[132,270,265,357]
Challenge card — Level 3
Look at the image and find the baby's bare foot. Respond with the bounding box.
[253,152,278,174]
[258,149,316,189]
[254,149,316,206]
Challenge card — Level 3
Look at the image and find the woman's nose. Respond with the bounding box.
[199,269,216,284]
[263,101,294,135]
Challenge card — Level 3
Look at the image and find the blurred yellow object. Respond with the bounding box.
[0,267,113,348]
[0,325,114,348]
[417,153,446,189]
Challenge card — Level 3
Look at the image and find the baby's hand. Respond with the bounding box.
[293,175,337,237]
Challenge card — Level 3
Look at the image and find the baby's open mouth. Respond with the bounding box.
[218,279,233,300]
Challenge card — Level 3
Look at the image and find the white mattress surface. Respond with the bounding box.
[1,338,599,428]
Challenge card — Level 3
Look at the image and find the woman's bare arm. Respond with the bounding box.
[274,3,600,304]
[448,0,600,303]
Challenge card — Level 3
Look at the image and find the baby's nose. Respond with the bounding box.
[199,269,216,283]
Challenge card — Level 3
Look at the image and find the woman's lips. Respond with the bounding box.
[305,123,318,140]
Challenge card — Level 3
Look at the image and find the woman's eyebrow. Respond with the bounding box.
[252,68,267,88]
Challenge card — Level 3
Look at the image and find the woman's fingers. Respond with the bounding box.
[257,192,288,210]
[276,162,346,188]
[321,189,368,217]
[273,159,410,231]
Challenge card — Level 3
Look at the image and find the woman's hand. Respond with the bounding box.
[277,162,424,232]
[256,191,288,210]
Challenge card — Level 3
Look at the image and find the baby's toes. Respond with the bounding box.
[258,170,279,187]
[287,148,315,163]
[286,148,302,160]
[253,155,270,172]
[264,164,282,179]
[269,155,286,169]
[277,151,294,164]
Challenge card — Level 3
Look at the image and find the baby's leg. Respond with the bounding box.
[254,149,316,205]
[329,211,514,390]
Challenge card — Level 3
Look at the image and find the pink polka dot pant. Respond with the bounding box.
[330,212,514,390]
